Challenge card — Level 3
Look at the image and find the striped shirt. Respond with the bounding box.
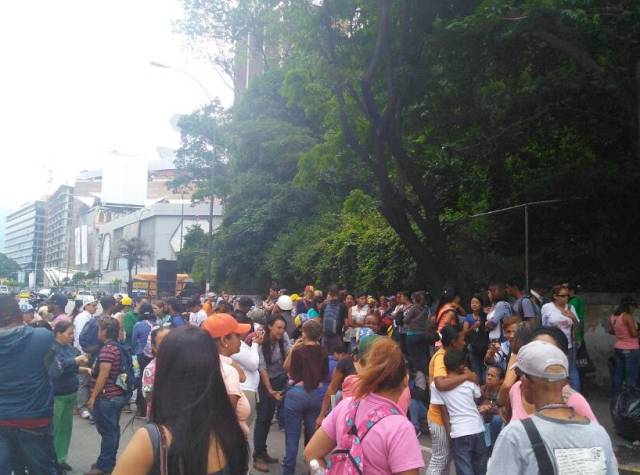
[91,343,124,399]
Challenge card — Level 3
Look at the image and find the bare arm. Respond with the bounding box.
[112,427,154,475]
[316,369,346,428]
[434,369,476,392]
[304,428,336,468]
[88,362,111,411]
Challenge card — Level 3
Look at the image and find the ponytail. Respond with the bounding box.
[355,337,406,399]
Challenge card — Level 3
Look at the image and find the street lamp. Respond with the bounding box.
[150,61,216,294]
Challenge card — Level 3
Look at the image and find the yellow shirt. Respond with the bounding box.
[427,347,447,425]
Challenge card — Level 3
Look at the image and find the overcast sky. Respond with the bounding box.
[0,0,232,211]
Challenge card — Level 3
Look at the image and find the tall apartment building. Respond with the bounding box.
[44,185,73,271]
[3,201,45,285]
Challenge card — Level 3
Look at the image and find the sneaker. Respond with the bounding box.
[81,409,91,419]
[253,460,269,473]
[257,453,279,464]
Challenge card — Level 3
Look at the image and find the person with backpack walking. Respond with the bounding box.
[506,277,540,327]
[319,285,347,352]
[85,316,132,475]
[304,337,424,474]
[131,303,155,418]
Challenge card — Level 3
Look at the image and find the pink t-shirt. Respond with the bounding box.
[220,355,251,438]
[141,358,157,418]
[321,394,424,475]
[508,381,598,423]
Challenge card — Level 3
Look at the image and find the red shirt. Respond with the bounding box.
[91,343,124,399]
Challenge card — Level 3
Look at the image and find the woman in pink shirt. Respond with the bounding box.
[508,326,597,423]
[608,296,639,396]
[304,337,424,475]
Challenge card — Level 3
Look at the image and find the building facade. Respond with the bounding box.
[43,185,73,271]
[3,201,45,286]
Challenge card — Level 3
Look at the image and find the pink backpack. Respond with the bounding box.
[327,398,399,474]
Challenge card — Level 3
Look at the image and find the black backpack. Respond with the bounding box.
[322,302,341,336]
[80,317,100,353]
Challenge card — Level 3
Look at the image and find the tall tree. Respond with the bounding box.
[119,238,152,296]
[0,253,19,278]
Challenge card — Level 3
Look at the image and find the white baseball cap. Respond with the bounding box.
[511,340,568,382]
[276,295,294,311]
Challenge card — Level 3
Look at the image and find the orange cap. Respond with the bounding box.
[202,313,252,338]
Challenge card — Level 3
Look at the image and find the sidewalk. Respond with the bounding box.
[589,394,640,474]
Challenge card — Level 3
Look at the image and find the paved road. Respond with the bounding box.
[64,411,437,474]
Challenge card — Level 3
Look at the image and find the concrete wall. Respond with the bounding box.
[581,293,640,392]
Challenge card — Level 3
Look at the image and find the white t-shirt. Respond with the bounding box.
[189,309,207,328]
[541,303,577,349]
[73,310,93,351]
[430,381,484,438]
[231,340,260,392]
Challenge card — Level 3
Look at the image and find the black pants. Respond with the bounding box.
[135,354,152,416]
[253,374,287,459]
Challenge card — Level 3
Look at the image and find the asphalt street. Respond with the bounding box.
[64,410,437,474]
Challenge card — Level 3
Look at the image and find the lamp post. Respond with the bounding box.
[151,61,216,293]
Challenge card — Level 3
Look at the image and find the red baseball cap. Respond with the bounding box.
[202,313,252,338]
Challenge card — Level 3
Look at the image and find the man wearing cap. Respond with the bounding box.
[202,314,253,437]
[234,296,255,326]
[74,297,99,419]
[20,302,36,325]
[49,293,70,327]
[488,341,617,474]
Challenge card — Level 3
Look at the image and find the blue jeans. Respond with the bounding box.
[568,346,581,392]
[406,333,429,373]
[613,348,640,396]
[93,394,127,471]
[409,398,427,433]
[282,386,324,475]
[451,432,488,475]
[0,424,58,475]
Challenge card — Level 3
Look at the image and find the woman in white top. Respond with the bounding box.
[232,329,261,429]
[541,284,580,391]
[348,293,369,352]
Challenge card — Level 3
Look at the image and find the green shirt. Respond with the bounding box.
[123,310,138,346]
[569,296,586,344]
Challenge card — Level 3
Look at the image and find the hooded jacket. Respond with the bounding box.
[0,325,55,420]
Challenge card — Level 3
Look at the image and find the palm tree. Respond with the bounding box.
[119,237,152,296]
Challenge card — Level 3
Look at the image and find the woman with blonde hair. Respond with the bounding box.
[304,337,424,475]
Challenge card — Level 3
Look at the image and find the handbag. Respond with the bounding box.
[575,340,596,374]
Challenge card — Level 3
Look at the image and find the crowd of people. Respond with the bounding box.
[0,278,625,474]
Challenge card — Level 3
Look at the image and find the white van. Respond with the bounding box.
[0,285,9,294]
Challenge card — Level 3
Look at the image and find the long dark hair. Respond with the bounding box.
[263,315,286,367]
[151,327,248,474]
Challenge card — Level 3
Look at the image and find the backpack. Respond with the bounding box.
[323,302,341,336]
[97,341,136,398]
[328,398,399,474]
[80,316,100,353]
[516,296,542,325]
